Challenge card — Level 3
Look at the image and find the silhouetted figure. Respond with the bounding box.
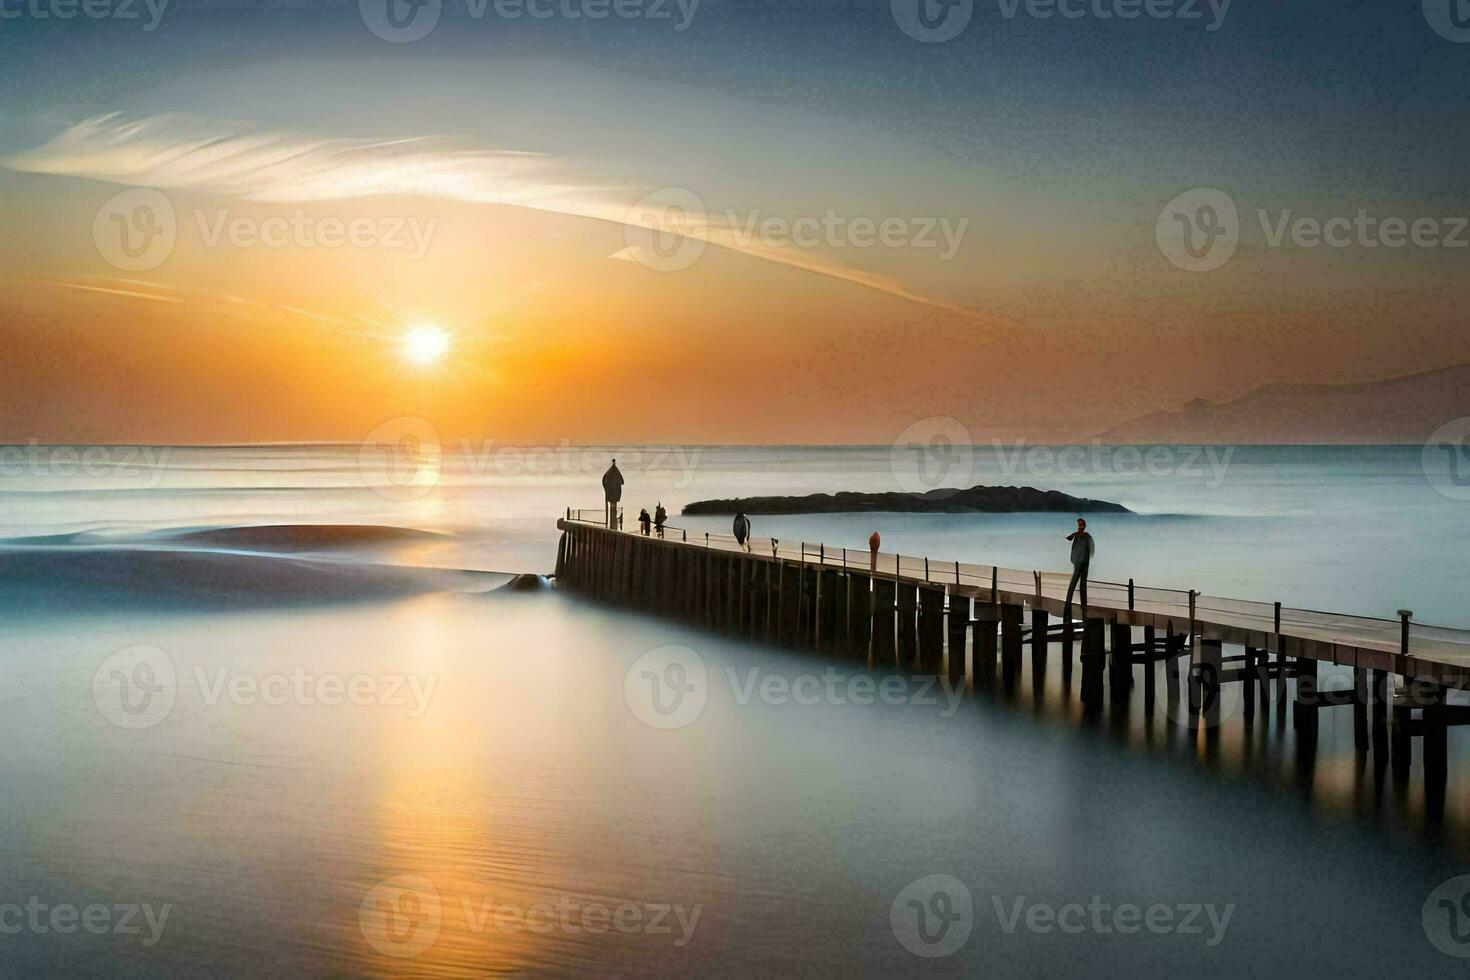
[638,508,652,536]
[733,511,751,549]
[869,530,881,572]
[602,459,624,529]
[1063,517,1094,620]
[654,502,667,539]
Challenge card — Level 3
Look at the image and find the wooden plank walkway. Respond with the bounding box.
[559,511,1470,688]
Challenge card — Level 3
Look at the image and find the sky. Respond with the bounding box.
[0,0,1467,444]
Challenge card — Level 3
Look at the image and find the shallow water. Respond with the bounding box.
[2,444,1468,974]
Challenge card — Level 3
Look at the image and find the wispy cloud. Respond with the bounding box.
[4,112,979,316]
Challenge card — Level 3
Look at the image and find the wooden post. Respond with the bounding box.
[1000,603,1023,687]
[1392,610,1414,775]
[846,571,871,658]
[973,604,999,686]
[1165,630,1183,704]
[1194,638,1223,727]
[1274,601,1287,703]
[1030,608,1049,675]
[947,591,971,686]
[798,565,817,645]
[1371,668,1388,739]
[1352,666,1368,752]
[1391,680,1412,777]
[819,570,840,653]
[872,577,897,667]
[1398,609,1413,676]
[896,582,919,668]
[1294,656,1318,731]
[812,566,825,648]
[726,556,740,633]
[1080,618,1106,706]
[775,562,789,645]
[1424,682,1449,778]
[918,586,945,674]
[1242,646,1256,719]
[1256,643,1270,707]
[1109,619,1131,703]
[1142,625,1157,704]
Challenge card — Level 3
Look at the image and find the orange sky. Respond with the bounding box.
[1,54,1466,446]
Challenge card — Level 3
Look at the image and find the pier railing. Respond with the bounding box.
[559,510,1470,684]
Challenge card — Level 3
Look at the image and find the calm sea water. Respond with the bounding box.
[1,444,1468,975]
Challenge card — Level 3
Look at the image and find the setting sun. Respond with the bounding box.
[401,324,450,367]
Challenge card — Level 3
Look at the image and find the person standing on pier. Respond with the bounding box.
[733,511,751,550]
[654,502,667,538]
[602,459,624,529]
[1064,517,1094,619]
[638,508,652,536]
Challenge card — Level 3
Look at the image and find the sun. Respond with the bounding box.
[401,324,450,367]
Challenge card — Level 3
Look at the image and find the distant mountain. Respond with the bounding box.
[1095,363,1470,444]
[683,486,1129,515]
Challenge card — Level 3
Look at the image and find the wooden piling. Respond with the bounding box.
[872,577,897,667]
[1424,682,1449,778]
[819,570,840,652]
[1242,646,1257,720]
[896,582,919,668]
[1109,619,1131,703]
[1080,618,1106,706]
[1194,638,1223,727]
[1294,657,1319,731]
[918,586,945,675]
[1142,625,1157,704]
[947,591,971,686]
[1352,666,1368,752]
[973,604,999,686]
[846,571,871,658]
[1000,603,1024,688]
[1030,608,1049,674]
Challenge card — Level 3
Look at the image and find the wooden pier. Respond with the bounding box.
[555,514,1470,784]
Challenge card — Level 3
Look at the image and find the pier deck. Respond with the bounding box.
[557,512,1470,687]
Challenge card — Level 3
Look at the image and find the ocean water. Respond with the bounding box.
[3,443,1468,622]
[1,443,1468,975]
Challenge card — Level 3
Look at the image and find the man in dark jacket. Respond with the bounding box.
[1063,517,1094,619]
[602,459,624,528]
[733,511,751,549]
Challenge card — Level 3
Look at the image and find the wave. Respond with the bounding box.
[157,524,445,550]
[0,524,528,614]
[0,523,443,550]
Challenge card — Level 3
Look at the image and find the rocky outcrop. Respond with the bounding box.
[682,486,1129,515]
